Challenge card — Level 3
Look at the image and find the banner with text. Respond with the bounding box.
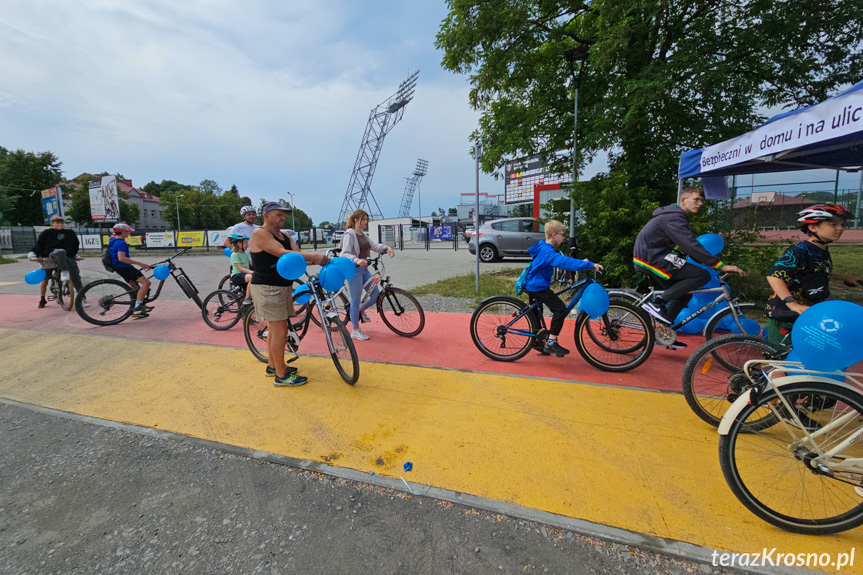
[207,230,228,247]
[81,235,101,249]
[177,231,205,247]
[146,232,176,248]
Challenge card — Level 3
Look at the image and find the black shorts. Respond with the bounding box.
[230,273,249,288]
[116,266,144,283]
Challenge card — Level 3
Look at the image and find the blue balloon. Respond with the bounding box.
[25,268,46,285]
[276,252,306,280]
[678,317,706,334]
[791,301,863,371]
[697,233,725,256]
[223,248,232,257]
[580,283,610,319]
[786,350,846,383]
[318,265,346,292]
[292,283,312,305]
[328,256,357,280]
[153,265,171,281]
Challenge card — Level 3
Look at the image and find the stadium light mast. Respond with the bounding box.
[398,158,429,218]
[336,71,419,226]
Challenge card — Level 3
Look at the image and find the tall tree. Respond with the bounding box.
[437,0,863,281]
[0,149,63,225]
[198,179,223,195]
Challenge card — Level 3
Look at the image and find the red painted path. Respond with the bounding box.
[0,294,695,392]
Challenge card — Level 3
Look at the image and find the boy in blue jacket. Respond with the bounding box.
[525,220,603,357]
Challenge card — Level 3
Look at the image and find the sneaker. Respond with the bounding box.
[38,298,47,309]
[265,366,297,378]
[242,298,253,306]
[532,339,550,355]
[360,311,372,323]
[667,341,688,350]
[60,271,70,281]
[642,301,672,324]
[80,298,90,308]
[543,341,570,357]
[274,373,308,387]
[132,307,148,317]
[139,305,154,313]
[351,328,370,341]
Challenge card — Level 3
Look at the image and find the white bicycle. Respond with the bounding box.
[718,358,863,534]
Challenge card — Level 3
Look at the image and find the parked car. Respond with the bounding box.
[299,231,310,243]
[467,217,544,262]
[462,226,475,243]
[281,229,299,244]
[331,230,345,245]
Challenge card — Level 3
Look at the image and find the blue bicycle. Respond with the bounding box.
[469,276,654,372]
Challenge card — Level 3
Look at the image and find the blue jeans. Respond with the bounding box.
[346,265,379,329]
[50,249,83,291]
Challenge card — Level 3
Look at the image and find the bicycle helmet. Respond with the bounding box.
[228,233,249,241]
[240,205,256,216]
[797,203,853,226]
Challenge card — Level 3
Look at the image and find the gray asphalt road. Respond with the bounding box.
[0,401,733,575]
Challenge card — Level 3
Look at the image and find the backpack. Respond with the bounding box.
[101,245,115,272]
[515,262,532,296]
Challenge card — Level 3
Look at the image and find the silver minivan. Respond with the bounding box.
[468,217,545,262]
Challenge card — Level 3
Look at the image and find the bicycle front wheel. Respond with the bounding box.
[682,334,784,427]
[201,290,243,330]
[704,302,769,340]
[57,275,75,311]
[719,381,863,534]
[308,291,349,328]
[377,287,424,337]
[75,279,136,325]
[243,306,269,362]
[470,296,537,362]
[574,301,654,372]
[324,316,359,385]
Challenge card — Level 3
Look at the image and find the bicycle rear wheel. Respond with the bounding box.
[325,316,359,385]
[470,296,537,362]
[574,301,654,372]
[75,279,136,325]
[377,287,425,337]
[201,290,243,330]
[704,302,769,340]
[682,334,784,427]
[719,381,863,534]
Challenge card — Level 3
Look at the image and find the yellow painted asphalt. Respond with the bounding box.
[1,327,859,568]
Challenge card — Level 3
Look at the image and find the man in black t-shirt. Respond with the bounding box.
[31,216,85,308]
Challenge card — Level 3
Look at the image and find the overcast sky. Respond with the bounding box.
[0,0,540,225]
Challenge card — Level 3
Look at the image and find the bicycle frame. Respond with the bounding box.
[628,277,751,334]
[134,249,203,309]
[498,276,598,339]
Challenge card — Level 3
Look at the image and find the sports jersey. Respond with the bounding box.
[765,240,832,318]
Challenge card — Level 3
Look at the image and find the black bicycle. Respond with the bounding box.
[470,275,655,372]
[75,248,203,325]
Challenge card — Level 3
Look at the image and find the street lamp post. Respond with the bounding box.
[175,194,184,234]
[286,192,296,231]
[474,141,483,292]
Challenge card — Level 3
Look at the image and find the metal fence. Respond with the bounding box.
[375,223,459,251]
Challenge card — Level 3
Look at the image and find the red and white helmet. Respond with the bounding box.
[797,203,853,225]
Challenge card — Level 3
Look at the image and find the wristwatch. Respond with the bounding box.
[782,295,795,303]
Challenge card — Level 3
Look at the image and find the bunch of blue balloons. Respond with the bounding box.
[276,252,357,294]
[671,233,760,336]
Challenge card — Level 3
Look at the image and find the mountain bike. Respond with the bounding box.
[717,357,863,534]
[75,248,203,325]
[243,272,359,385]
[470,275,654,372]
[31,256,76,311]
[322,251,424,337]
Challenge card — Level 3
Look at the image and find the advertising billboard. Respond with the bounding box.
[504,154,572,204]
[88,176,120,222]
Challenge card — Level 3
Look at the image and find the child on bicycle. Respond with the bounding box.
[109,223,153,317]
[525,220,603,357]
[228,233,253,305]
[765,203,859,345]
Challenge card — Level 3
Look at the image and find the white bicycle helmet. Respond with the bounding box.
[240,205,256,216]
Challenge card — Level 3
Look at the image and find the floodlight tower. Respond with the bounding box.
[336,70,420,225]
[397,158,429,218]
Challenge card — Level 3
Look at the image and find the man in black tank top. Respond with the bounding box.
[250,202,329,387]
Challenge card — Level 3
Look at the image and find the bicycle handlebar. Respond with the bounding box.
[150,247,192,267]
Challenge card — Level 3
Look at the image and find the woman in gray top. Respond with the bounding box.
[339,209,394,340]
